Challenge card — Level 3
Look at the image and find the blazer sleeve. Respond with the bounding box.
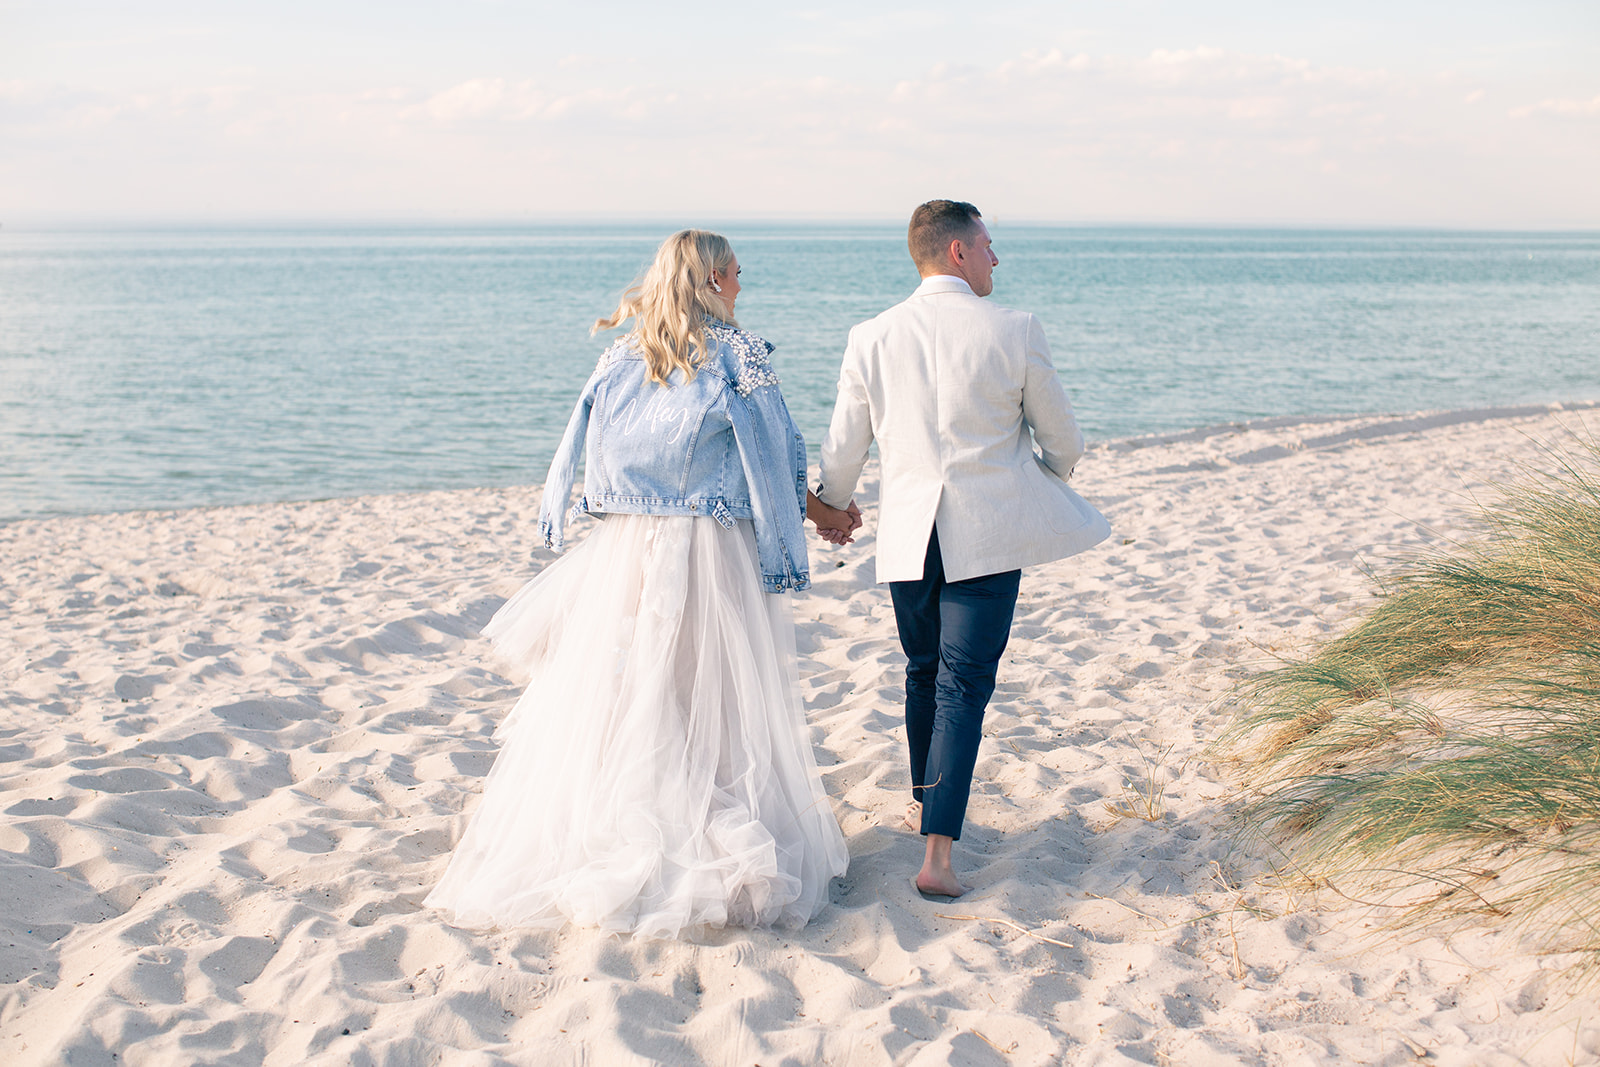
[1020,314,1086,479]
[816,325,875,509]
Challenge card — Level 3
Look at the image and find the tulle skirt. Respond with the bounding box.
[426,514,848,939]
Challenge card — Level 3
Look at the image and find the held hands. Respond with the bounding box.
[832,501,863,545]
[806,491,863,546]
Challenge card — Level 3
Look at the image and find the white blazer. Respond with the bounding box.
[817,275,1110,583]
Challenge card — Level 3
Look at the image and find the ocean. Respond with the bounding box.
[2,224,1596,520]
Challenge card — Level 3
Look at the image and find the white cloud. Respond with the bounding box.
[2,44,1595,226]
[422,78,511,121]
[1510,95,1600,118]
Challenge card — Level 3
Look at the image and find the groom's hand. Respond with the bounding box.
[807,491,860,545]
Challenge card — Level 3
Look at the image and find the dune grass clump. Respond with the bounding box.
[1221,431,1600,961]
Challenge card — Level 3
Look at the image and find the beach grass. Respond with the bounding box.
[1218,429,1600,963]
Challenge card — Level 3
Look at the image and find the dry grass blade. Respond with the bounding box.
[1103,736,1174,822]
[969,1030,1018,1055]
[937,913,1077,950]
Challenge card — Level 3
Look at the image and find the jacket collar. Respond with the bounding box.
[912,274,976,297]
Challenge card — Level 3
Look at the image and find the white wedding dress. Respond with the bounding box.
[426,514,847,939]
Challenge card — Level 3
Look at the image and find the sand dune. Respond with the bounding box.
[3,404,1597,1065]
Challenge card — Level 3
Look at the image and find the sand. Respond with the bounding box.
[3,403,1598,1066]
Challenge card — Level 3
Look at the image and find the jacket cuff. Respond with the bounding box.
[763,572,811,594]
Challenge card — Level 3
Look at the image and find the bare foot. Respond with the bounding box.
[903,800,922,831]
[915,870,967,899]
[915,833,967,898]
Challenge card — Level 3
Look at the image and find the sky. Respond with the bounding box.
[3,1,1598,226]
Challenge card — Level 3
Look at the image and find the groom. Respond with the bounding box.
[810,200,1109,897]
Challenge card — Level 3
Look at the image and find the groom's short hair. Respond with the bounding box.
[908,200,983,271]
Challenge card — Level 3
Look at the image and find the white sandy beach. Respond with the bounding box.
[3,403,1598,1066]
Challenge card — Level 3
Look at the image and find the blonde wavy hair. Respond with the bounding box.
[593,229,737,384]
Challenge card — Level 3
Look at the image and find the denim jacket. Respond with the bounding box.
[538,320,811,593]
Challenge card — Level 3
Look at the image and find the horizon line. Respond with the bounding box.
[5,215,1600,235]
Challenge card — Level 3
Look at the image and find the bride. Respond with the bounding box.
[426,230,853,938]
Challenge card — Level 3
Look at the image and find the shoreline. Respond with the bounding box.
[2,404,1597,1064]
[1097,397,1600,453]
[5,398,1597,529]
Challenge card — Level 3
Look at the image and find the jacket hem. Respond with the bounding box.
[582,494,756,522]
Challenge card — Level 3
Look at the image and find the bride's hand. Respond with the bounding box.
[806,492,859,545]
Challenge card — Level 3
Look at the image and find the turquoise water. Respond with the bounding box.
[2,224,1596,520]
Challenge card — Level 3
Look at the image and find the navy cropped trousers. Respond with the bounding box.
[888,525,1021,840]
